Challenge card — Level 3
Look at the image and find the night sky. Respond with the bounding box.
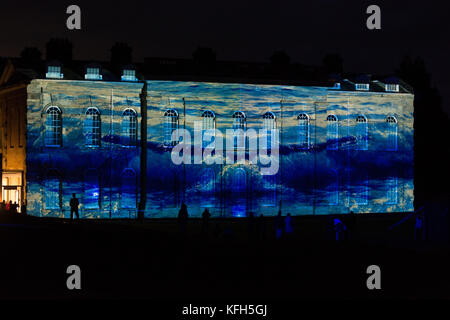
[1,0,449,115]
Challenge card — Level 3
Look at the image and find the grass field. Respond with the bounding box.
[0,212,449,300]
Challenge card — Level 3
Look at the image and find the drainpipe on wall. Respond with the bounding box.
[138,81,147,220]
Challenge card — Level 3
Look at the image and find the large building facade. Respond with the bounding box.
[23,76,414,218]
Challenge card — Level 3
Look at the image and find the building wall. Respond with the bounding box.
[26,79,414,218]
[26,79,144,218]
[145,81,414,217]
[0,85,27,206]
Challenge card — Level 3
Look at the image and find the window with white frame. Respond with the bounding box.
[121,69,137,81]
[355,115,368,150]
[297,113,310,149]
[386,116,398,151]
[163,109,179,147]
[85,67,102,80]
[326,114,338,150]
[46,66,63,79]
[84,107,101,147]
[45,106,62,147]
[385,83,399,92]
[232,111,246,150]
[355,83,369,91]
[262,111,276,151]
[201,110,215,148]
[122,108,137,147]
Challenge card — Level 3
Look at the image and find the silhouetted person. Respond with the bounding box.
[0,200,6,213]
[415,212,424,241]
[10,202,18,214]
[70,193,80,219]
[275,209,283,239]
[201,208,211,234]
[284,213,293,238]
[334,218,347,241]
[178,202,189,234]
[6,200,11,211]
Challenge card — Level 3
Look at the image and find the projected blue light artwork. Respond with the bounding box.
[26,79,414,218]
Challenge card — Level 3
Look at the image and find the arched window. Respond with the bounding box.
[122,108,137,147]
[386,116,398,151]
[121,168,136,209]
[297,113,310,149]
[232,111,246,150]
[201,110,215,148]
[232,167,246,192]
[163,109,179,146]
[355,115,368,150]
[45,106,62,147]
[84,107,101,147]
[386,176,398,204]
[84,168,100,209]
[327,171,339,205]
[44,169,60,209]
[326,114,338,150]
[262,112,276,151]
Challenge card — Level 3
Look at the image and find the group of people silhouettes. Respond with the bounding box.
[0,200,24,215]
[177,202,296,239]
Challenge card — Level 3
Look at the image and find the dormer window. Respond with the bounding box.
[121,69,137,82]
[46,66,63,79]
[85,67,102,80]
[355,83,369,91]
[385,83,399,92]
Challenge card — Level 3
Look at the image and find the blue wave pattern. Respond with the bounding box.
[26,79,414,218]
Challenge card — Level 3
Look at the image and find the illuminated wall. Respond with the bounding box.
[26,79,414,218]
[26,80,143,218]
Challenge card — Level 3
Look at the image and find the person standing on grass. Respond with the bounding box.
[415,212,424,241]
[178,202,189,234]
[70,193,80,219]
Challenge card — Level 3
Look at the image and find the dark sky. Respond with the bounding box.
[1,0,450,115]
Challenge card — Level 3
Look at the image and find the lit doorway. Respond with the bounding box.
[2,171,23,212]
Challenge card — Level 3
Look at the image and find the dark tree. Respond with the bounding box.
[45,38,73,64]
[397,56,450,202]
[20,47,42,63]
[322,53,343,74]
[270,50,290,65]
[111,42,133,66]
[192,47,216,64]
